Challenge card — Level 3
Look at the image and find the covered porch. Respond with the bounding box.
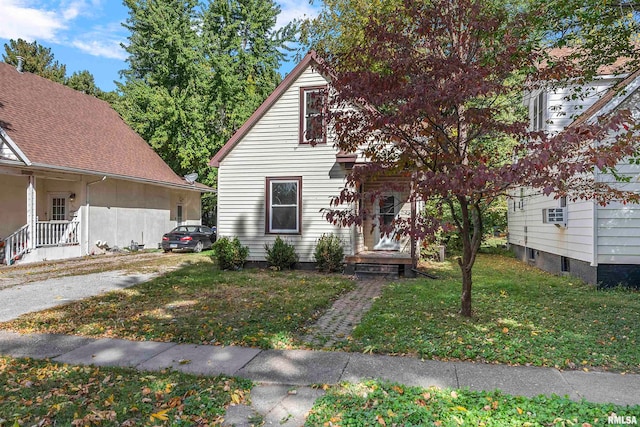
[345,175,419,279]
[1,170,83,265]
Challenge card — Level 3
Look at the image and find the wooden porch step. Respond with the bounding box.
[354,263,400,279]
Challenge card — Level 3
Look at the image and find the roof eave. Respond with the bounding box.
[569,68,640,128]
[210,50,326,167]
[0,126,32,165]
[26,162,215,192]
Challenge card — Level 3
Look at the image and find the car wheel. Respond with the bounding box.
[163,249,171,253]
[193,241,203,253]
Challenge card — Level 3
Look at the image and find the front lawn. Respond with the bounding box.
[0,356,251,426]
[344,253,640,372]
[306,380,640,427]
[0,258,354,349]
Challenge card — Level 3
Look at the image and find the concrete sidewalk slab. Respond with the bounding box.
[454,362,579,400]
[53,338,176,368]
[561,370,640,406]
[0,330,94,358]
[238,349,350,385]
[138,344,261,376]
[262,386,326,426]
[341,353,458,389]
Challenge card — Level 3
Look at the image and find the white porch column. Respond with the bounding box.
[26,175,36,249]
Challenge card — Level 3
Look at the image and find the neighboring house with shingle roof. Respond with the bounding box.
[0,61,210,264]
[508,67,640,287]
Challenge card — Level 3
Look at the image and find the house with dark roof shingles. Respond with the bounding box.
[508,66,640,287]
[0,61,211,264]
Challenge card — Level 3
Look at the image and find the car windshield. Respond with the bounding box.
[174,226,198,233]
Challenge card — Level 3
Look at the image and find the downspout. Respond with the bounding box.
[592,200,598,267]
[85,176,106,254]
[592,138,600,268]
[26,175,36,250]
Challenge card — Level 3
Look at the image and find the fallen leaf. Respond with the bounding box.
[150,409,169,421]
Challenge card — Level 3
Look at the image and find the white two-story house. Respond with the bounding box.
[508,68,640,287]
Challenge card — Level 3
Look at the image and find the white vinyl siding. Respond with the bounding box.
[216,66,354,262]
[595,158,640,263]
[508,189,594,264]
[524,78,617,134]
[509,76,620,264]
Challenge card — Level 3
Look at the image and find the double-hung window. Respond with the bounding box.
[531,91,546,131]
[300,86,326,144]
[266,177,301,234]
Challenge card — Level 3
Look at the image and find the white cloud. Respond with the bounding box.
[0,0,67,41]
[61,0,102,20]
[276,0,319,29]
[72,38,127,60]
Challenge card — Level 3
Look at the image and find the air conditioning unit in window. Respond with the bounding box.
[543,208,567,227]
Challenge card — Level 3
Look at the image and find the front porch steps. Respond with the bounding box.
[345,251,416,279]
[353,263,400,279]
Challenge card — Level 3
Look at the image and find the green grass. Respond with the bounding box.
[0,356,251,426]
[0,258,354,349]
[344,253,640,373]
[3,252,638,372]
[306,380,640,426]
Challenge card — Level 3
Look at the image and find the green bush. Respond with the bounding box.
[314,234,344,272]
[264,236,298,270]
[212,236,249,270]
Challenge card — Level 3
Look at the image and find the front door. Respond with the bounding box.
[373,194,401,250]
[48,193,68,221]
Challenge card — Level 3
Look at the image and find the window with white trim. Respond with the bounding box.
[267,177,301,233]
[531,91,546,131]
[300,87,326,144]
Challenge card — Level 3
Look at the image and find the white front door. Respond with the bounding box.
[48,193,69,221]
[373,194,401,250]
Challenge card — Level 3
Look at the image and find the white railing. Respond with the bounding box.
[3,224,29,265]
[36,220,80,247]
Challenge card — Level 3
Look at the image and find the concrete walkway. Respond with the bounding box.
[0,330,638,426]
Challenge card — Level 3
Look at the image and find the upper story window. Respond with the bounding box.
[300,86,327,144]
[266,177,302,234]
[531,91,546,131]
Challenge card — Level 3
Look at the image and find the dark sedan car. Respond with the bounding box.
[161,225,216,253]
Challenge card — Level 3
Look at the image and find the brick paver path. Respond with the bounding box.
[303,279,387,348]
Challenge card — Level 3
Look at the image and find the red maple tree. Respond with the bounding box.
[322,0,640,316]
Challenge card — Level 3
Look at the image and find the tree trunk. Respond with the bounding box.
[460,264,473,317]
[456,197,482,317]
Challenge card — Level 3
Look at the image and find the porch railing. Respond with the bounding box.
[2,220,80,265]
[36,220,80,247]
[3,224,29,265]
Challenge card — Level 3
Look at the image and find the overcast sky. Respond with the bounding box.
[0,0,317,91]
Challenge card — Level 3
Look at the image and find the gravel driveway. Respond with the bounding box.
[0,270,158,322]
[0,251,201,322]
